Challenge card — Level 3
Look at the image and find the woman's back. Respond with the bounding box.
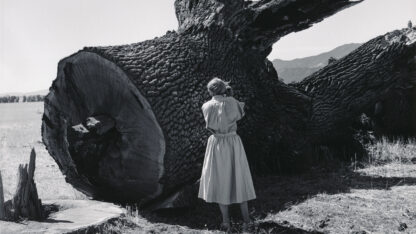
[198,77,256,225]
[201,95,245,134]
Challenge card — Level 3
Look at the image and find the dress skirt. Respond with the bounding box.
[198,131,256,205]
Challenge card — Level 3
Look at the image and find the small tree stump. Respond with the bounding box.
[11,148,44,220]
[0,171,5,220]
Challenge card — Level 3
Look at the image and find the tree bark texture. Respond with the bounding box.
[293,28,416,142]
[41,0,416,205]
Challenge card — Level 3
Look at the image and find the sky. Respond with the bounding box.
[275,0,416,60]
[1,0,415,93]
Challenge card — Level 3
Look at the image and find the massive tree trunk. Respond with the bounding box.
[41,0,416,205]
[294,28,416,142]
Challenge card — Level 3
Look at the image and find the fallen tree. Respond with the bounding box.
[41,0,416,206]
[294,28,416,141]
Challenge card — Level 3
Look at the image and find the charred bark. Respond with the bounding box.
[294,28,416,142]
[41,0,416,205]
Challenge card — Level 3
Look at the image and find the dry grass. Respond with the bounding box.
[2,102,416,233]
[100,207,220,234]
[265,186,416,233]
[366,137,416,165]
[359,137,416,178]
[261,138,416,234]
[0,102,85,201]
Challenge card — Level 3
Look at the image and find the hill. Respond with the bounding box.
[272,43,362,83]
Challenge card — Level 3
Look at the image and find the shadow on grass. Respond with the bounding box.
[41,218,73,223]
[139,165,416,232]
[40,203,72,223]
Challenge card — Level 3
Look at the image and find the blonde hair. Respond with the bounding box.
[207,77,230,96]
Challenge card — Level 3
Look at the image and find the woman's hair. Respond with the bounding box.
[226,85,233,97]
[207,77,230,96]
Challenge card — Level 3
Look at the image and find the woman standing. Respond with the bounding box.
[198,77,256,231]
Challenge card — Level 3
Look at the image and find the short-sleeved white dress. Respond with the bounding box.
[198,95,256,205]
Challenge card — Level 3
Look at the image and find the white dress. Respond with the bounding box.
[198,95,256,205]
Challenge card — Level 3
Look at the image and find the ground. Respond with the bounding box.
[0,102,85,201]
[0,200,123,234]
[1,102,416,233]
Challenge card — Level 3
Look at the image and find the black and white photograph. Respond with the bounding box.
[1,0,416,233]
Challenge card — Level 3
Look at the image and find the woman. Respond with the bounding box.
[198,77,256,231]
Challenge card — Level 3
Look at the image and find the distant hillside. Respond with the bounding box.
[272,43,362,83]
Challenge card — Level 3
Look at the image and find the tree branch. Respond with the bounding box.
[175,0,245,33]
[294,27,416,142]
[229,0,363,53]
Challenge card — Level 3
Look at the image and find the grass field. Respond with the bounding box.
[1,102,416,233]
[0,102,85,201]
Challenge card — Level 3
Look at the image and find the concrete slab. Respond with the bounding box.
[0,199,124,234]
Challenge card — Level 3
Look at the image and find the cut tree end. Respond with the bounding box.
[42,52,165,202]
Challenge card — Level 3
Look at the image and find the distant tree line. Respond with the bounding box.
[23,95,45,102]
[0,96,20,103]
[0,95,45,103]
